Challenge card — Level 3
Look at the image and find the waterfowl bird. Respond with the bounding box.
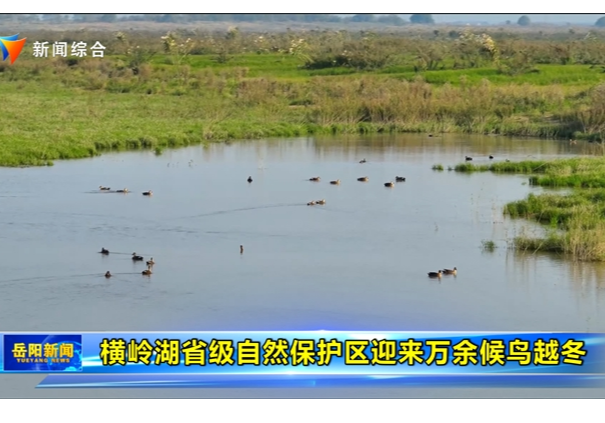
[100,248,109,255]
[105,271,112,278]
[142,191,153,196]
[309,177,321,182]
[428,271,442,278]
[132,253,144,261]
[505,159,510,163]
[359,159,367,163]
[99,186,111,191]
[307,201,316,206]
[146,258,155,266]
[465,156,473,161]
[116,188,129,193]
[247,176,253,183]
[142,268,152,276]
[384,182,394,187]
[330,180,341,185]
[240,245,244,254]
[316,199,326,205]
[357,176,369,182]
[395,176,406,182]
[489,155,494,159]
[442,267,457,275]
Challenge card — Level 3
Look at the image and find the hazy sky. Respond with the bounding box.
[396,14,605,25]
[112,14,605,25]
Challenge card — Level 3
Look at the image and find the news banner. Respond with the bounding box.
[1,332,605,388]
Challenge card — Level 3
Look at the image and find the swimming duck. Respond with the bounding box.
[395,176,406,182]
[99,186,111,190]
[384,182,394,187]
[316,199,326,205]
[105,271,112,278]
[309,177,321,182]
[359,159,367,163]
[307,201,316,206]
[489,155,494,159]
[142,191,153,196]
[146,258,155,266]
[142,268,152,276]
[240,245,244,254]
[247,176,253,183]
[465,156,473,161]
[116,188,129,193]
[357,177,369,182]
[330,180,341,185]
[442,267,457,275]
[428,271,442,278]
[132,253,144,261]
[100,248,109,255]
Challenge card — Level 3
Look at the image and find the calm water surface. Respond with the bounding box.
[1,134,604,398]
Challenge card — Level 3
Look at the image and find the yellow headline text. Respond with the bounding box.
[97,337,587,367]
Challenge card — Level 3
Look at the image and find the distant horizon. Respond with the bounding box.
[348,14,605,25]
[23,13,605,26]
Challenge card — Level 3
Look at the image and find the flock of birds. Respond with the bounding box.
[297,159,409,208]
[253,157,461,279]
[98,186,153,277]
[92,140,585,281]
[97,179,249,278]
[101,249,155,278]
[95,155,470,280]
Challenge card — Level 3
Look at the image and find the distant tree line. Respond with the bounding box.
[5,14,605,27]
[0,14,437,26]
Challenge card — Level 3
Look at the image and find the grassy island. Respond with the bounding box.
[453,157,605,261]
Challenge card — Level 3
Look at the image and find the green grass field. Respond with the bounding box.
[2,34,605,168]
[144,53,605,85]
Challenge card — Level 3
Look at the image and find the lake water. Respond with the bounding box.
[1,133,604,398]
